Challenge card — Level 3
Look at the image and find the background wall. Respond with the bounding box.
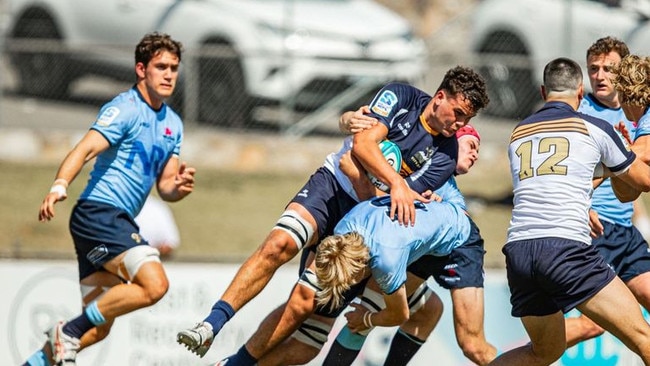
[2,260,644,366]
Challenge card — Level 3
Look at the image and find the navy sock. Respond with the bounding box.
[383,329,425,366]
[62,312,94,339]
[222,345,257,366]
[203,300,235,336]
[322,340,360,366]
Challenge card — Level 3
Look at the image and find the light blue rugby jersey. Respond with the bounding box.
[80,87,183,217]
[434,176,466,210]
[579,93,634,226]
[634,108,650,141]
[333,178,470,295]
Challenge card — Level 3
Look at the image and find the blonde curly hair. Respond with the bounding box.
[314,232,369,311]
[613,55,650,108]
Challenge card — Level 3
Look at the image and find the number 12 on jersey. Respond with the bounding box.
[514,137,569,181]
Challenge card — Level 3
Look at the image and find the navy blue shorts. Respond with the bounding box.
[70,200,149,280]
[408,218,485,289]
[502,237,616,317]
[294,167,358,275]
[593,221,650,283]
[291,167,358,243]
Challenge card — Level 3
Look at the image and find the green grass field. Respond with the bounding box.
[0,159,517,268]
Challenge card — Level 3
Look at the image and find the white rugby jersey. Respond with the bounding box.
[507,101,635,244]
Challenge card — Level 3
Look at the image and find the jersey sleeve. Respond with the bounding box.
[370,245,409,295]
[367,83,415,128]
[634,113,650,140]
[171,110,183,156]
[590,119,636,174]
[434,177,466,208]
[91,102,138,145]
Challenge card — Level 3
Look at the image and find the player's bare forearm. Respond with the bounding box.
[632,136,650,164]
[39,132,108,221]
[351,125,399,188]
[339,151,378,200]
[157,159,196,202]
[612,176,642,203]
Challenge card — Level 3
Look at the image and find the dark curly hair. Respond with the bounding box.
[135,32,183,66]
[437,66,490,114]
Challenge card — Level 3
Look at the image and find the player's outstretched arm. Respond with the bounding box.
[39,130,109,221]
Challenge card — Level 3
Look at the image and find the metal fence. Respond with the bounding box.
[4,0,647,135]
[0,0,476,137]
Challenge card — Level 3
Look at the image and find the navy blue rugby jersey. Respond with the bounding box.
[368,82,459,193]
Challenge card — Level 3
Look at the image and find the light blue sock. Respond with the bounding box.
[24,350,51,366]
[85,301,106,325]
[335,325,367,350]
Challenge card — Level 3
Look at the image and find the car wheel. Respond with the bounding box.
[9,9,73,98]
[477,32,538,120]
[197,44,251,127]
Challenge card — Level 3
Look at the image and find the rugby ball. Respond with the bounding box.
[367,140,402,192]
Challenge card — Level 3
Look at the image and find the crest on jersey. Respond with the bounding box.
[371,90,398,117]
[97,106,120,126]
[131,233,142,244]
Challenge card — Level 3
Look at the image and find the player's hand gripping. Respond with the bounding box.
[345,302,373,333]
[389,179,430,226]
[341,105,378,134]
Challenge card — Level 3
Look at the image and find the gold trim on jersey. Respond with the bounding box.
[510,118,588,143]
[400,161,412,176]
[419,112,439,136]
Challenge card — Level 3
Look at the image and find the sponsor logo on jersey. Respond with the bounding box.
[371,90,398,117]
[125,141,167,177]
[163,126,175,141]
[97,106,120,126]
[409,147,435,169]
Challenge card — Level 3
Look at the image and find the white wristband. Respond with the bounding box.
[363,311,374,329]
[50,184,67,199]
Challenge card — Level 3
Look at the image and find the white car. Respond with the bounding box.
[470,0,650,119]
[4,0,426,126]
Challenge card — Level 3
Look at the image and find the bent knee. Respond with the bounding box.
[422,293,443,318]
[459,340,495,365]
[531,342,565,365]
[143,276,169,305]
[259,231,301,263]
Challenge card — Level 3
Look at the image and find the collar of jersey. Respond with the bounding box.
[419,113,439,136]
